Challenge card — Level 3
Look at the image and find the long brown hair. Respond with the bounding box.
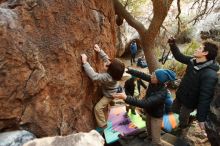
[107,59,125,81]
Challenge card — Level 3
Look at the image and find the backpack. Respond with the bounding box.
[137,58,147,68]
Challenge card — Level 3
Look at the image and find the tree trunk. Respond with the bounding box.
[141,0,173,72]
[114,0,173,72]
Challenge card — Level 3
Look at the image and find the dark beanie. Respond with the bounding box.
[155,69,176,83]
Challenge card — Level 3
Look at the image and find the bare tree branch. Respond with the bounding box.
[146,17,174,37]
[188,0,207,24]
[161,25,174,37]
[113,0,146,35]
[124,0,130,8]
[175,0,182,34]
[188,0,218,25]
[206,0,218,15]
[114,0,174,72]
[176,0,181,19]
[190,0,199,10]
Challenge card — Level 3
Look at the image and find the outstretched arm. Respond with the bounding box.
[126,68,151,82]
[94,44,111,64]
[112,89,167,109]
[125,89,167,109]
[168,38,192,64]
[81,54,110,82]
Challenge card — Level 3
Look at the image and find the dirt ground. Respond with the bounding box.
[113,55,211,146]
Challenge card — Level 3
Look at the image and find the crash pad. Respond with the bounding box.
[104,105,146,144]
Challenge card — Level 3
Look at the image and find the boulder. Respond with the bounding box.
[23,130,104,146]
[0,0,116,137]
[0,130,35,146]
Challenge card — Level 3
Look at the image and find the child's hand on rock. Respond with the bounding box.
[94,44,101,52]
[81,54,88,64]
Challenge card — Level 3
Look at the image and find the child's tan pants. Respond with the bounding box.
[94,96,112,127]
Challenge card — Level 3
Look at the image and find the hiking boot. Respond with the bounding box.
[188,115,196,125]
[143,136,152,143]
[179,136,195,146]
[171,127,182,136]
[179,128,195,146]
[138,131,148,138]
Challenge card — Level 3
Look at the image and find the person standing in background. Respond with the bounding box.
[124,76,147,114]
[130,40,137,66]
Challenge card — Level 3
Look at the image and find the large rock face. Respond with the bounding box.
[0,0,116,137]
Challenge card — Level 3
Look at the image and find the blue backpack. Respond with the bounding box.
[137,57,147,68]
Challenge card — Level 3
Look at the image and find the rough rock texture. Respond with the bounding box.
[115,23,140,57]
[0,0,116,137]
[23,130,104,146]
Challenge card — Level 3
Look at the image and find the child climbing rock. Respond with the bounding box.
[81,44,125,133]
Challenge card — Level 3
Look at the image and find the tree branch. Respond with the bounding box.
[175,0,182,34]
[113,0,146,35]
[190,0,199,10]
[124,0,129,8]
[206,0,218,15]
[188,0,218,25]
[176,0,181,19]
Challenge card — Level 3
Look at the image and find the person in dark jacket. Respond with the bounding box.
[168,38,219,139]
[113,68,176,146]
[124,76,147,114]
[205,73,220,146]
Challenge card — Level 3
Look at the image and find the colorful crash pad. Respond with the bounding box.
[104,105,146,144]
[104,105,196,143]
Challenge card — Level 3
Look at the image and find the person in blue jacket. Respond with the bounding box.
[130,40,137,65]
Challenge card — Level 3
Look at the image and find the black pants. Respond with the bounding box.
[205,120,220,146]
[172,98,194,128]
[130,53,136,65]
